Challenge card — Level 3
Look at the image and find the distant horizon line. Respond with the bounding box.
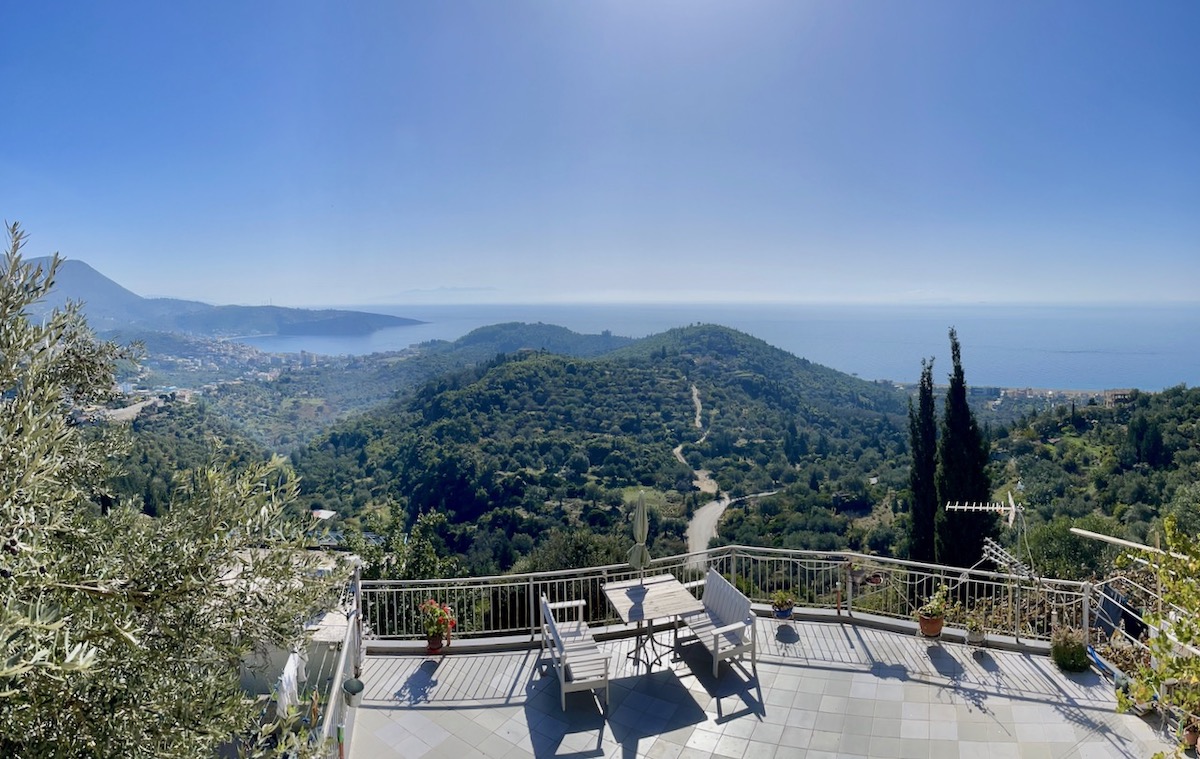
[293,299,1200,311]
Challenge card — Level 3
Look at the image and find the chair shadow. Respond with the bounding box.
[393,659,440,705]
[609,669,710,759]
[524,665,709,759]
[675,642,765,723]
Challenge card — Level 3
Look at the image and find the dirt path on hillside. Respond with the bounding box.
[676,384,779,564]
[676,384,724,560]
[672,384,715,494]
[97,398,159,422]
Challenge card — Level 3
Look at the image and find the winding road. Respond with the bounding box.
[676,384,777,561]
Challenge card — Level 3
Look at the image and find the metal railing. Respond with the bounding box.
[360,545,1090,644]
[316,567,363,759]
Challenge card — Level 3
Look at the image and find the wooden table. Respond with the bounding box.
[603,574,705,669]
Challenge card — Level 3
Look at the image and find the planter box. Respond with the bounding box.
[1087,646,1153,715]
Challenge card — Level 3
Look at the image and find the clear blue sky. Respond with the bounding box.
[3,1,1197,306]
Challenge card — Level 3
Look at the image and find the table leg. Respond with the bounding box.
[627,618,681,670]
[645,619,673,667]
[625,620,648,668]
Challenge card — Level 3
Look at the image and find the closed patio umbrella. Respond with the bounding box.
[627,491,650,584]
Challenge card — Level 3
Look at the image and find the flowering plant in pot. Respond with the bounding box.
[916,584,947,637]
[770,589,796,619]
[420,599,456,652]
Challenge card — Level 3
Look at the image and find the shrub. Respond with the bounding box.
[770,589,796,609]
[1051,626,1090,672]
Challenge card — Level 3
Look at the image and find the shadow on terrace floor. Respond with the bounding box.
[349,617,1171,759]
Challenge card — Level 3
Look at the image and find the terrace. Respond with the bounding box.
[334,547,1175,758]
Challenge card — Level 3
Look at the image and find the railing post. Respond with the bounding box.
[528,576,537,639]
[1082,582,1091,645]
[844,563,853,615]
[353,565,363,678]
[1012,580,1021,643]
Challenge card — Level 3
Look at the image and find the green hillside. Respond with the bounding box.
[292,324,912,573]
[105,319,1200,582]
[994,386,1200,578]
[612,325,907,493]
[198,322,635,450]
[109,399,272,517]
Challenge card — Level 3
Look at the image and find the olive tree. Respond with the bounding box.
[0,224,339,757]
[1126,514,1200,757]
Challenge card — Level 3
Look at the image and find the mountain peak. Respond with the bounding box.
[28,256,149,313]
[24,256,421,337]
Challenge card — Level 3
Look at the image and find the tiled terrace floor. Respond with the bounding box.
[349,618,1172,759]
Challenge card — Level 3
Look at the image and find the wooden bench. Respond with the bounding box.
[540,595,609,711]
[680,568,757,677]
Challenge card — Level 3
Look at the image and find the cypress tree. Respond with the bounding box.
[934,328,997,567]
[907,357,938,563]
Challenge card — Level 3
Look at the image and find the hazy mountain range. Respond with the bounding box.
[27,257,421,337]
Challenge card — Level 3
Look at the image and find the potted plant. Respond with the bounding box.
[965,612,986,646]
[1050,626,1090,672]
[916,584,947,637]
[419,598,456,653]
[1180,716,1199,750]
[770,589,796,619]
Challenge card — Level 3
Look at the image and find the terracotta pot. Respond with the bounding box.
[918,614,944,638]
[1183,724,1198,748]
[426,634,445,654]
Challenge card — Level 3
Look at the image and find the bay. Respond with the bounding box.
[234,303,1200,392]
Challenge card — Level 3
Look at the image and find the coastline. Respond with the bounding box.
[227,302,1200,392]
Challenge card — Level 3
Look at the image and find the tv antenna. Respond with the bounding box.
[982,537,1035,580]
[944,491,1021,528]
[946,492,1034,575]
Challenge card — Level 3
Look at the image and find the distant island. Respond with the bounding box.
[27,257,423,337]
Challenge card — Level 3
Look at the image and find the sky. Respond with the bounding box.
[2,1,1198,307]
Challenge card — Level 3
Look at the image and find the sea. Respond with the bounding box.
[234,303,1200,392]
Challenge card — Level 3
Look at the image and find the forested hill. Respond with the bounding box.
[292,324,913,573]
[198,321,638,450]
[996,385,1200,578]
[607,325,908,493]
[437,321,634,358]
[611,324,906,418]
[111,399,272,517]
[108,322,634,515]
